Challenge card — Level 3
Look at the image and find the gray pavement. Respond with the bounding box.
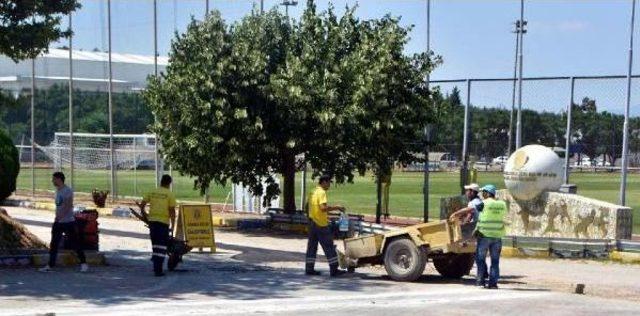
[1,206,639,315]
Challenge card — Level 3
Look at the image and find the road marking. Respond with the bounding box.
[4,288,551,316]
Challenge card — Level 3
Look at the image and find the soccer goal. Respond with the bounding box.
[38,132,161,171]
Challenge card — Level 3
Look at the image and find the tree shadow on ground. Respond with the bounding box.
[0,244,389,307]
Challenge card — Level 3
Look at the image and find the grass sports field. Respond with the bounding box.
[16,168,639,233]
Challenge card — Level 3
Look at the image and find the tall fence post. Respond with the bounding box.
[563,77,575,185]
[153,0,160,188]
[68,13,75,189]
[460,79,471,194]
[133,139,137,196]
[619,0,636,206]
[300,157,306,211]
[424,0,431,222]
[31,55,36,197]
[107,0,116,202]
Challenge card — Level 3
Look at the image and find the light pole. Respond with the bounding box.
[515,0,527,149]
[507,20,522,157]
[620,0,636,206]
[280,0,298,17]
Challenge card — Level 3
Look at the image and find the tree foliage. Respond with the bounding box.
[0,0,79,62]
[431,89,634,165]
[0,85,151,144]
[0,128,19,201]
[144,1,436,211]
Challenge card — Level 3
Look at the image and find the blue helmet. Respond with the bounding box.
[480,184,497,196]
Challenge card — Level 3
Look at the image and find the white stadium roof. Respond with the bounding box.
[41,48,169,66]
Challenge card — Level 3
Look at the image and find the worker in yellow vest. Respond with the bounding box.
[475,184,507,289]
[305,175,347,277]
[136,175,177,277]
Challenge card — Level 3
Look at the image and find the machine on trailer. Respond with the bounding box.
[339,219,475,282]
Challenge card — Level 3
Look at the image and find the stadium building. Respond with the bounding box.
[0,48,168,96]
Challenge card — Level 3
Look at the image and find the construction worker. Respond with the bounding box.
[448,183,484,239]
[475,184,507,289]
[39,172,88,273]
[136,175,176,277]
[305,175,347,277]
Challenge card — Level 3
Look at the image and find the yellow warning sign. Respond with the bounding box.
[180,204,215,251]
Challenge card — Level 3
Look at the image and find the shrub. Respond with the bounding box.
[0,129,19,201]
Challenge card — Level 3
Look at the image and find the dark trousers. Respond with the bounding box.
[475,237,502,287]
[149,221,169,274]
[305,221,339,272]
[48,221,86,267]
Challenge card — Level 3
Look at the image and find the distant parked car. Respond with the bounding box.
[135,159,156,170]
[492,156,509,165]
[595,159,612,167]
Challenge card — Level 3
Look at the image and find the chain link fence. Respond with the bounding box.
[430,76,640,170]
[0,1,638,215]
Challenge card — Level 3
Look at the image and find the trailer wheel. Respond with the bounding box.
[433,253,474,279]
[383,238,427,282]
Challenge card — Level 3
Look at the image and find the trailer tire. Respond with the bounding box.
[433,253,474,279]
[383,238,427,282]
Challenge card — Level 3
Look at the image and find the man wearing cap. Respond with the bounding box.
[305,175,347,277]
[448,183,484,239]
[475,184,507,289]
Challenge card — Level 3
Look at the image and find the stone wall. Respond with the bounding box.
[440,191,633,240]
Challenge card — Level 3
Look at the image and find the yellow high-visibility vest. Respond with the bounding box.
[477,198,507,238]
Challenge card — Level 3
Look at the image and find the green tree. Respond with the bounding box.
[573,97,600,162]
[144,1,435,212]
[0,85,152,144]
[0,0,79,61]
[0,128,19,201]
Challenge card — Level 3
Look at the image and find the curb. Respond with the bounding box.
[501,246,550,259]
[32,251,107,267]
[609,251,640,264]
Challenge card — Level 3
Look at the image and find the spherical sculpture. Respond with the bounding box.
[503,145,564,201]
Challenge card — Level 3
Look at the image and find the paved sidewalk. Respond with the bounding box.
[1,206,639,315]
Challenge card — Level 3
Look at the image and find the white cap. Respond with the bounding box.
[463,183,480,192]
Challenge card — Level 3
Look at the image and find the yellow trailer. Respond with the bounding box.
[339,220,475,282]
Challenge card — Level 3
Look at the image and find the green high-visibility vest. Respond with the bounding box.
[477,198,507,238]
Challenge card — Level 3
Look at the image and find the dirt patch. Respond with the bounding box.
[0,208,48,254]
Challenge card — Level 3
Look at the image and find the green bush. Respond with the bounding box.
[0,128,19,201]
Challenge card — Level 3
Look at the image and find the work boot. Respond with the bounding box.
[330,265,346,277]
[305,270,321,276]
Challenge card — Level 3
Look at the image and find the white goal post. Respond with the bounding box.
[39,132,161,171]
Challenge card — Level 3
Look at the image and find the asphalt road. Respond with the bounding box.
[1,207,639,316]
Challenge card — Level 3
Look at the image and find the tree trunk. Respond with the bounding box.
[282,152,297,213]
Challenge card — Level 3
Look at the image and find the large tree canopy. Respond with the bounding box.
[144,0,437,212]
[0,0,79,61]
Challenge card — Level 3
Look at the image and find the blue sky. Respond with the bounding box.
[53,0,639,114]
